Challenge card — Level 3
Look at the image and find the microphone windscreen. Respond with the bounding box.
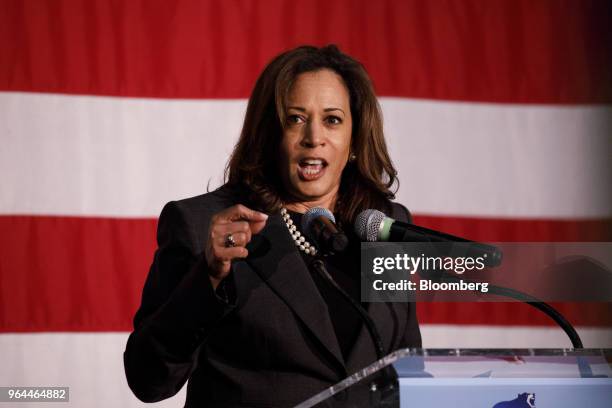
[355,209,386,242]
[302,207,335,239]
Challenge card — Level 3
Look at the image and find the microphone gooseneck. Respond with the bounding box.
[309,258,399,402]
[354,208,584,349]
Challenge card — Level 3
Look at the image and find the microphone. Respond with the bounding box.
[302,207,349,254]
[303,208,397,396]
[355,209,502,267]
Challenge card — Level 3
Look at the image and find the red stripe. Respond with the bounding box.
[0,215,156,332]
[1,0,610,103]
[418,302,612,327]
[1,215,610,332]
[412,215,612,242]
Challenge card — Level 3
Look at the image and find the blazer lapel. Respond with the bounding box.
[246,214,347,375]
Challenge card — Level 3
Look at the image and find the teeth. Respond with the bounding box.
[302,159,323,165]
[303,167,321,175]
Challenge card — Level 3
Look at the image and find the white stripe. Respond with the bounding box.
[0,333,185,408]
[1,92,610,218]
[0,328,609,407]
[385,99,612,218]
[420,325,612,348]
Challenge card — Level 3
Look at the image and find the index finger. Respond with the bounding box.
[217,204,269,223]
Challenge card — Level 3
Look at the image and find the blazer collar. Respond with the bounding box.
[246,214,347,376]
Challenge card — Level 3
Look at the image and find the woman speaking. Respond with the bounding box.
[124,44,421,407]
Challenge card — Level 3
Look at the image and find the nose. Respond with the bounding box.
[301,120,325,148]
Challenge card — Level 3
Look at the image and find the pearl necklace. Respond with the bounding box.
[280,208,317,255]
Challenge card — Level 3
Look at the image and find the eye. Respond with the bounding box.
[326,115,342,125]
[286,114,304,125]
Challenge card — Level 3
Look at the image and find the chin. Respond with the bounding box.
[292,183,330,201]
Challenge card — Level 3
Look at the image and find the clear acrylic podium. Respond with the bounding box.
[297,348,612,407]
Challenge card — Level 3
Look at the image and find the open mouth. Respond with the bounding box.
[297,158,328,181]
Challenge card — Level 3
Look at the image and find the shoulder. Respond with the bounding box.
[168,184,243,218]
[389,201,412,224]
[157,184,246,252]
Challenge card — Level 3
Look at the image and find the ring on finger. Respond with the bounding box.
[224,233,237,248]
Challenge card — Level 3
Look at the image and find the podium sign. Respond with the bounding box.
[297,349,612,408]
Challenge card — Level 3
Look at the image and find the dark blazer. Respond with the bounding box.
[124,184,421,407]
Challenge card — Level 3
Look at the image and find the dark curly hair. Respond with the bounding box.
[226,44,398,227]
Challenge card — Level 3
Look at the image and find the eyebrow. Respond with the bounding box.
[287,106,345,115]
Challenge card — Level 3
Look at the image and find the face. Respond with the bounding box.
[279,69,352,210]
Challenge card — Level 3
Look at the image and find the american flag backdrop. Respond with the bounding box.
[1,0,611,406]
